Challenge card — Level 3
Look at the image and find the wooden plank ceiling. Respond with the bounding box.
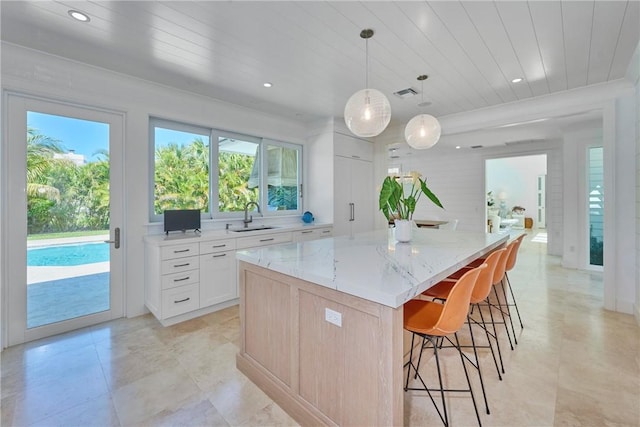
[1,1,638,127]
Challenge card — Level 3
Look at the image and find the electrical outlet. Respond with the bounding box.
[325,308,342,327]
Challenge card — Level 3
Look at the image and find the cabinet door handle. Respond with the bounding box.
[212,253,227,258]
[174,263,190,268]
[349,203,355,221]
[174,297,190,304]
[174,276,190,282]
[260,238,275,242]
[322,230,331,234]
[173,249,190,253]
[301,230,313,234]
[212,244,226,248]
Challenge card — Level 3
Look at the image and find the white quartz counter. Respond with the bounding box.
[236,228,508,308]
[143,222,331,246]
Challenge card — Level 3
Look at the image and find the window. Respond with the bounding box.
[588,146,603,266]
[150,118,302,221]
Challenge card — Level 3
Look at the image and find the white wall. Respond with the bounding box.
[633,50,640,323]
[1,43,309,322]
[486,155,547,226]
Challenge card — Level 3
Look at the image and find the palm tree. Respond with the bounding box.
[26,127,65,200]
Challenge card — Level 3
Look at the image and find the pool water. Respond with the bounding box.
[28,242,110,266]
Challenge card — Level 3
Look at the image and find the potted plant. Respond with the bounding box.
[379,171,443,242]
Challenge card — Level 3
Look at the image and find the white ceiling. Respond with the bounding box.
[1,1,638,136]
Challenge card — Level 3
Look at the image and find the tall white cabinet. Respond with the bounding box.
[333,133,374,236]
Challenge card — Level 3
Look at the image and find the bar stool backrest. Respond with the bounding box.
[471,248,507,304]
[505,234,524,272]
[492,242,515,286]
[429,265,485,336]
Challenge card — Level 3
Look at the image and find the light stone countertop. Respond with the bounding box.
[236,228,508,308]
[143,222,331,246]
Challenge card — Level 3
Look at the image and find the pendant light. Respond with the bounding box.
[405,75,441,149]
[344,29,391,138]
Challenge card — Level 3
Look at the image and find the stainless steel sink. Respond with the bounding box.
[230,226,276,232]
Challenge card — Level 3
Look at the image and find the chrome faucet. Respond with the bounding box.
[243,201,262,227]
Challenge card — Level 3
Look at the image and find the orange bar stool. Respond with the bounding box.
[422,248,508,416]
[503,234,525,331]
[404,265,486,427]
[445,243,518,352]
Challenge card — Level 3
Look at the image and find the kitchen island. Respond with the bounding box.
[235,228,507,426]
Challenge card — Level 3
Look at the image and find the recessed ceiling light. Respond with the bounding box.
[511,77,523,83]
[263,82,273,88]
[68,10,90,22]
[455,146,461,149]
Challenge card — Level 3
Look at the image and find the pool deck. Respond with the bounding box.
[27,234,109,248]
[27,234,110,284]
[28,262,109,284]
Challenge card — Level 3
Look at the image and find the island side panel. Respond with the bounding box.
[237,261,404,427]
[244,268,291,385]
[298,290,380,426]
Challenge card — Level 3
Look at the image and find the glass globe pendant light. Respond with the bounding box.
[344,29,391,138]
[405,75,441,149]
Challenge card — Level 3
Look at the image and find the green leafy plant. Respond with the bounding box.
[379,171,443,221]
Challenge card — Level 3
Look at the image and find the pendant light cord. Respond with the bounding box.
[365,37,369,89]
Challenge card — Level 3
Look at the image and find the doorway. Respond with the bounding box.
[4,94,124,346]
[485,154,547,238]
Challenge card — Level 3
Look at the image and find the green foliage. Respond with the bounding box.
[26,128,295,234]
[154,138,209,214]
[268,186,298,210]
[26,128,111,235]
[379,172,443,221]
[217,151,257,212]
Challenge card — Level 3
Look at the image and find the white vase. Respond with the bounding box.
[394,219,413,243]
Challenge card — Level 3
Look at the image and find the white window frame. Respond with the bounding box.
[150,118,303,222]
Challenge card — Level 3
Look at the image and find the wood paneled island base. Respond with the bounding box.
[237,261,403,427]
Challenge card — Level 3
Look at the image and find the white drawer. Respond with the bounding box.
[161,243,199,260]
[162,269,199,290]
[200,239,236,255]
[162,284,200,318]
[236,232,292,249]
[318,227,333,238]
[161,256,200,275]
[293,227,333,242]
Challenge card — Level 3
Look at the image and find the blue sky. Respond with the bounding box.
[27,112,208,163]
[28,111,109,162]
[155,127,209,148]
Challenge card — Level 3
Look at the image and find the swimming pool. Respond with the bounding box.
[27,242,109,266]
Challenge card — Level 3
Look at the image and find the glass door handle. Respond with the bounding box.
[104,227,120,249]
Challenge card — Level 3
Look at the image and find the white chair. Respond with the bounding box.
[439,219,458,230]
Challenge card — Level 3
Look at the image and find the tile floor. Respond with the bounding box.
[2,233,639,426]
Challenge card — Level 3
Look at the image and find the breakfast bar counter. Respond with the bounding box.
[235,228,507,426]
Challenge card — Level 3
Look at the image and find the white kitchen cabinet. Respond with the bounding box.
[145,242,202,324]
[333,136,374,237]
[199,239,237,308]
[145,225,329,326]
[146,238,239,326]
[292,226,333,242]
[200,250,236,307]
